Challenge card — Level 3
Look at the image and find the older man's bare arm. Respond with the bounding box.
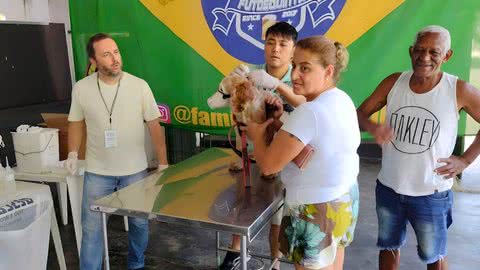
[357,73,401,145]
[436,80,480,178]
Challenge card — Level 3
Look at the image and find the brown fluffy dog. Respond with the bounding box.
[225,76,277,172]
[230,76,266,124]
[207,74,278,172]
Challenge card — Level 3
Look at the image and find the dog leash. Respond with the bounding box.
[240,127,252,187]
[227,124,252,188]
[227,125,256,164]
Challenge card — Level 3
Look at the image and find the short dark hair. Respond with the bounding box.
[87,33,113,59]
[265,21,298,42]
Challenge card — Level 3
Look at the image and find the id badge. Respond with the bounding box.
[104,130,118,148]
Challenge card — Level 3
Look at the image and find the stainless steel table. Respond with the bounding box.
[91,147,284,270]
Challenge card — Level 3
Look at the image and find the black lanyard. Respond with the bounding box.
[97,74,121,126]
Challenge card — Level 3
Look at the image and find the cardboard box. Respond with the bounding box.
[11,128,59,173]
[41,113,86,160]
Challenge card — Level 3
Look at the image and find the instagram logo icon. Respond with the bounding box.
[157,104,171,124]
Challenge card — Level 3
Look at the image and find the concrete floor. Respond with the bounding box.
[45,158,480,270]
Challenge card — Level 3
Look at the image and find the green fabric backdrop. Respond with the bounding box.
[69,0,480,136]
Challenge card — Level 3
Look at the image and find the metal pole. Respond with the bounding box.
[216,231,220,269]
[240,235,248,270]
[102,213,110,270]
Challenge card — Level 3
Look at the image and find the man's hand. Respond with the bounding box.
[157,164,169,173]
[230,64,250,77]
[265,94,284,119]
[371,124,394,145]
[248,70,280,90]
[435,155,470,179]
[65,151,78,175]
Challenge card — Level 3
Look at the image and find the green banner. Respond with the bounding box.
[69,0,480,136]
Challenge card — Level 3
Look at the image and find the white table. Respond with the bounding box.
[0,181,66,270]
[14,164,129,256]
[14,167,84,255]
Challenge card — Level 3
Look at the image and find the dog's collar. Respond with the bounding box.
[217,88,231,99]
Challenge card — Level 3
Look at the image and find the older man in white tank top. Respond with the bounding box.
[357,25,480,270]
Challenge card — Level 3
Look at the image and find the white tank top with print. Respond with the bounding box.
[378,71,459,196]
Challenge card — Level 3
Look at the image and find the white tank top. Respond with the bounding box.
[378,71,459,196]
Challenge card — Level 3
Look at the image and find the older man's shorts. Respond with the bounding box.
[279,184,359,269]
[376,180,453,264]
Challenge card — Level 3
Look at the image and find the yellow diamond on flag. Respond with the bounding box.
[140,0,404,75]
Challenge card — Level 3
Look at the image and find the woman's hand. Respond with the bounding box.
[242,118,274,142]
[265,94,284,119]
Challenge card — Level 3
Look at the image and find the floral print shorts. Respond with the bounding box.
[279,183,359,269]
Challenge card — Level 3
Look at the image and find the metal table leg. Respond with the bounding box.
[50,205,66,270]
[240,235,248,270]
[56,182,68,225]
[216,231,220,269]
[66,175,83,256]
[102,213,110,270]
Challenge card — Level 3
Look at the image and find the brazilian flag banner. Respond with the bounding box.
[69,0,480,136]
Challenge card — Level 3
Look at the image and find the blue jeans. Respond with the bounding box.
[376,180,453,264]
[80,170,149,270]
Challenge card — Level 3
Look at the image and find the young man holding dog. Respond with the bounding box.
[221,21,304,270]
[231,21,306,110]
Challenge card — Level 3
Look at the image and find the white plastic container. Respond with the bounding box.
[11,128,59,173]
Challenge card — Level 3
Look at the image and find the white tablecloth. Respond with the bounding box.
[0,181,64,270]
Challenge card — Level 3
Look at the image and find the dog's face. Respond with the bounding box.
[207,75,241,109]
[207,74,266,124]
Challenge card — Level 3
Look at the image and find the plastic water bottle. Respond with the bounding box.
[4,157,15,195]
[0,163,6,203]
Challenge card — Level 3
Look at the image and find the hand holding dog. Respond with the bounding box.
[248,70,280,89]
[230,64,250,77]
[243,118,274,142]
[264,94,284,119]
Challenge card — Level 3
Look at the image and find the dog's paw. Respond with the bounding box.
[261,172,278,179]
[229,159,244,171]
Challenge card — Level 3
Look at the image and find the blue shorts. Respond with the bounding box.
[375,180,453,264]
